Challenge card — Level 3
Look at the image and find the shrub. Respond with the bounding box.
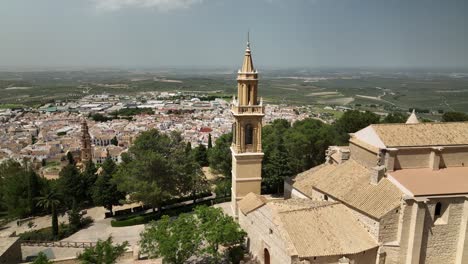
[19,217,93,241]
[32,252,52,264]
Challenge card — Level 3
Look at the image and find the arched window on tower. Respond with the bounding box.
[247,85,252,105]
[245,124,253,145]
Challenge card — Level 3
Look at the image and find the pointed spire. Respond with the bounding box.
[406,109,420,124]
[241,31,255,73]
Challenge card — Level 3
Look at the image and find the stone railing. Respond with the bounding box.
[21,241,97,248]
[231,105,264,115]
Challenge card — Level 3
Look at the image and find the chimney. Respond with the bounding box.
[370,165,386,185]
[340,148,350,162]
[429,147,443,170]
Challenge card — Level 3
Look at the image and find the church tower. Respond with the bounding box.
[231,38,264,216]
[80,119,92,164]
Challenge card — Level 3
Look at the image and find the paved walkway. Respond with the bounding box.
[0,203,143,238]
[22,217,144,261]
[62,218,144,246]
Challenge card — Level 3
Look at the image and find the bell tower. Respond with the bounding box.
[80,119,92,164]
[231,37,264,216]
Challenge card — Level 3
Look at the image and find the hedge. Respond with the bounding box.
[111,196,231,227]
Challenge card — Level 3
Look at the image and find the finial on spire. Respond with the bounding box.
[247,30,250,49]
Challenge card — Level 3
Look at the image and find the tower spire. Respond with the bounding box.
[241,31,255,73]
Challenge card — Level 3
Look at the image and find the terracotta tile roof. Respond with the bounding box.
[293,159,403,219]
[276,203,378,258]
[238,192,267,215]
[389,167,468,196]
[292,163,337,196]
[370,122,468,148]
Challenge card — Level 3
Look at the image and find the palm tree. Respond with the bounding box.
[36,191,61,239]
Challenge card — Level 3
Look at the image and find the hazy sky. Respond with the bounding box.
[1,0,467,69]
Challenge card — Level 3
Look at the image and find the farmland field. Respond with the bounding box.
[1,69,468,114]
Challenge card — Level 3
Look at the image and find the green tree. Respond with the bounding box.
[36,190,61,239]
[382,112,408,123]
[214,179,231,198]
[81,161,98,205]
[139,206,245,264]
[92,158,125,216]
[441,111,468,122]
[114,130,190,213]
[172,147,208,203]
[184,142,192,156]
[207,133,232,177]
[207,134,213,149]
[334,110,380,143]
[58,164,85,208]
[140,214,201,264]
[110,136,118,146]
[32,252,52,264]
[282,119,338,174]
[66,152,75,165]
[194,144,209,167]
[194,206,246,261]
[1,160,33,217]
[27,169,41,215]
[262,138,293,194]
[77,236,128,264]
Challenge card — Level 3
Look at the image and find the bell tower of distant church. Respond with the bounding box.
[231,36,264,216]
[80,119,92,165]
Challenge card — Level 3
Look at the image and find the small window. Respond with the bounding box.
[269,228,273,234]
[434,202,449,225]
[435,202,442,217]
[324,195,328,201]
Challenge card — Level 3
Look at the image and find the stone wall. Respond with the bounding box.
[391,146,468,170]
[349,142,377,169]
[350,209,380,241]
[239,206,293,264]
[421,198,465,264]
[284,181,293,199]
[398,200,416,263]
[441,147,468,167]
[381,245,400,264]
[379,207,401,243]
[394,148,431,169]
[0,238,22,264]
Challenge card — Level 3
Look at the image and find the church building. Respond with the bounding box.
[230,41,468,264]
